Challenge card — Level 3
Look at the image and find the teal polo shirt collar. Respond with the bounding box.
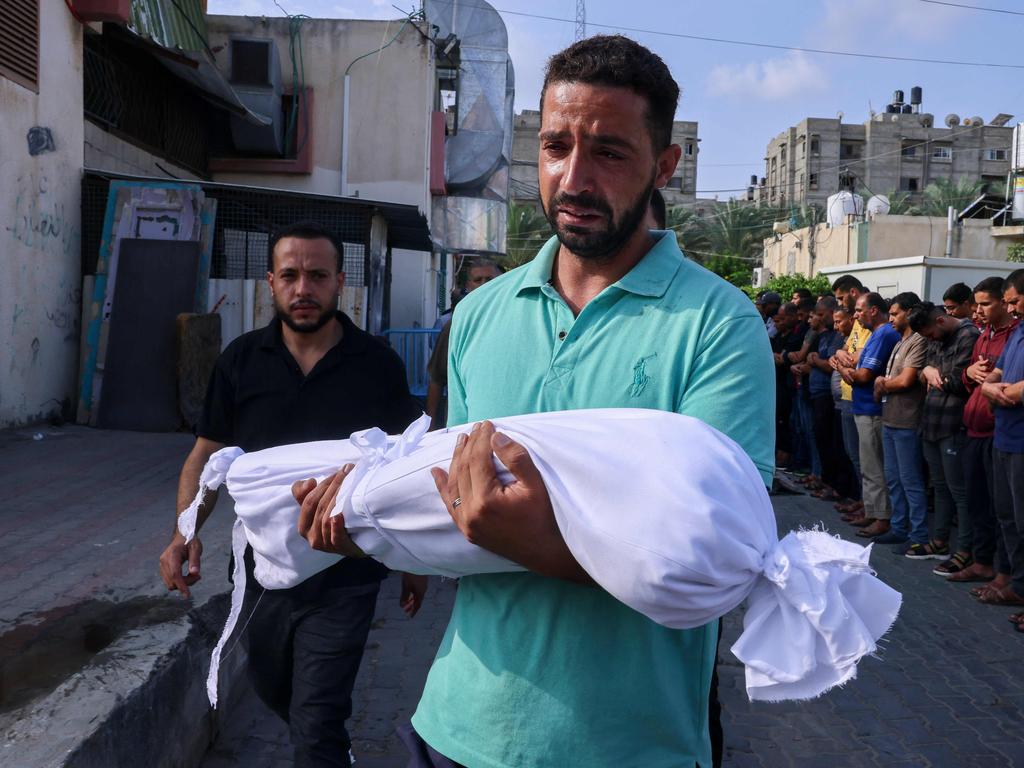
[518,230,683,299]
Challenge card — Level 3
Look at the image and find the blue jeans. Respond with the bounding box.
[882,425,928,543]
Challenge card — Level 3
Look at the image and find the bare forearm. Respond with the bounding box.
[174,440,224,534]
[425,381,443,424]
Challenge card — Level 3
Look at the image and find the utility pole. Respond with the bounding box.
[574,0,586,41]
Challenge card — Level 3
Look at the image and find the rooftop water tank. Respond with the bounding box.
[826,191,864,227]
[866,195,891,218]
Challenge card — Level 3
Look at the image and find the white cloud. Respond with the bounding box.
[819,0,964,48]
[707,51,824,102]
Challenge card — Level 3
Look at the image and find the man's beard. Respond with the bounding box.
[543,179,655,262]
[275,298,336,334]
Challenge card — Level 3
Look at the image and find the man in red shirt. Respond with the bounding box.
[947,276,1019,585]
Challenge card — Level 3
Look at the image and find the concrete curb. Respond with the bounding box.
[4,592,245,768]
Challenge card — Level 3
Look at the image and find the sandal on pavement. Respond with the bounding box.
[947,567,995,584]
[1008,612,1024,624]
[977,586,1024,606]
[905,541,950,560]
[856,521,890,538]
[933,553,973,577]
[848,517,875,528]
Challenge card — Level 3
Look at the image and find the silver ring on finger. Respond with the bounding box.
[452,497,462,508]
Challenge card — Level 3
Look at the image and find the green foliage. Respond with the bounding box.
[503,202,551,269]
[911,178,986,217]
[1008,242,1024,264]
[739,273,833,302]
[668,201,823,287]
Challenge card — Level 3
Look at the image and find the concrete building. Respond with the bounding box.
[761,214,1021,279]
[510,109,699,208]
[2,0,513,428]
[1,1,85,429]
[756,89,1014,208]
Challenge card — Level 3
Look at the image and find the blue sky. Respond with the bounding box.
[209,0,1024,198]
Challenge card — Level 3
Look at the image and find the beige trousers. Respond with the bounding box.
[854,414,891,520]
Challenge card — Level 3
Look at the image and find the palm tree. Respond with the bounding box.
[504,202,551,268]
[912,178,986,217]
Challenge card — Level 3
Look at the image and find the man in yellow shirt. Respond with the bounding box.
[830,274,871,518]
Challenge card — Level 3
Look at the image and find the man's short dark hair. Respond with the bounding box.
[778,302,798,316]
[891,292,922,312]
[1004,269,1024,296]
[797,297,817,313]
[793,288,813,300]
[831,274,864,293]
[267,222,344,272]
[943,282,973,304]
[834,303,853,316]
[974,276,1004,298]
[649,187,667,229]
[908,301,944,333]
[816,296,838,311]
[465,257,503,275]
[862,292,889,314]
[541,35,679,151]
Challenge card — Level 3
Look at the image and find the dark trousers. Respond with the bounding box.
[962,436,1007,569]
[242,554,382,768]
[992,450,1024,598]
[922,432,971,550]
[812,396,856,498]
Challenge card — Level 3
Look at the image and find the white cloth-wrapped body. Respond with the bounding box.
[179,408,901,704]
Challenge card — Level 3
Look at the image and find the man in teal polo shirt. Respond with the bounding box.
[296,35,774,768]
[412,36,773,768]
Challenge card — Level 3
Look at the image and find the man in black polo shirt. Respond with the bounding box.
[159,222,425,768]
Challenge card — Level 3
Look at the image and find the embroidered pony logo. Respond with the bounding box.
[629,353,658,397]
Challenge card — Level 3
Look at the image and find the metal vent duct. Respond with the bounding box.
[426,0,514,255]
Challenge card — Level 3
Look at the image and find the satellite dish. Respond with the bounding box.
[969,116,984,127]
[836,111,844,122]
[945,113,960,128]
[920,114,934,128]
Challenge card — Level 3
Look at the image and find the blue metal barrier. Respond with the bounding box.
[383,328,441,399]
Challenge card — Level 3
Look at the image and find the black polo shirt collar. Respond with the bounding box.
[260,311,369,354]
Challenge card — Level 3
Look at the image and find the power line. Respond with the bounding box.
[917,0,1024,16]
[491,5,1024,69]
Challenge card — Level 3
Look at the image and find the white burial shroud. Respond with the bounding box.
[179,409,901,706]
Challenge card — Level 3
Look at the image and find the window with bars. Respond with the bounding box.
[0,0,39,92]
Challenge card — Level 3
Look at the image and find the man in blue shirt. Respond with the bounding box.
[838,292,900,539]
[980,269,1024,614]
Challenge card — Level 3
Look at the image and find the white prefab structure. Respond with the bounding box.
[820,256,1017,302]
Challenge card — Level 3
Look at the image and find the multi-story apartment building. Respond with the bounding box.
[510,109,699,209]
[756,89,1013,208]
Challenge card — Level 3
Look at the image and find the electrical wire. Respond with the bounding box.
[917,0,1024,15]
[485,4,1024,69]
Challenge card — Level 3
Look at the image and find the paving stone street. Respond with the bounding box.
[201,488,1024,768]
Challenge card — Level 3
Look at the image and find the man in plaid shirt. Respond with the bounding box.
[907,302,980,562]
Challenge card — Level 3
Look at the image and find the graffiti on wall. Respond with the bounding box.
[6,175,80,258]
[46,288,82,343]
[27,127,56,156]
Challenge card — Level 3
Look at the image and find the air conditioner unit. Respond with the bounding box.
[753,268,770,288]
[228,38,285,156]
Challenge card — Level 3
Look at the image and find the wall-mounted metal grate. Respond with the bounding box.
[0,0,39,92]
[82,172,370,286]
[84,34,210,176]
